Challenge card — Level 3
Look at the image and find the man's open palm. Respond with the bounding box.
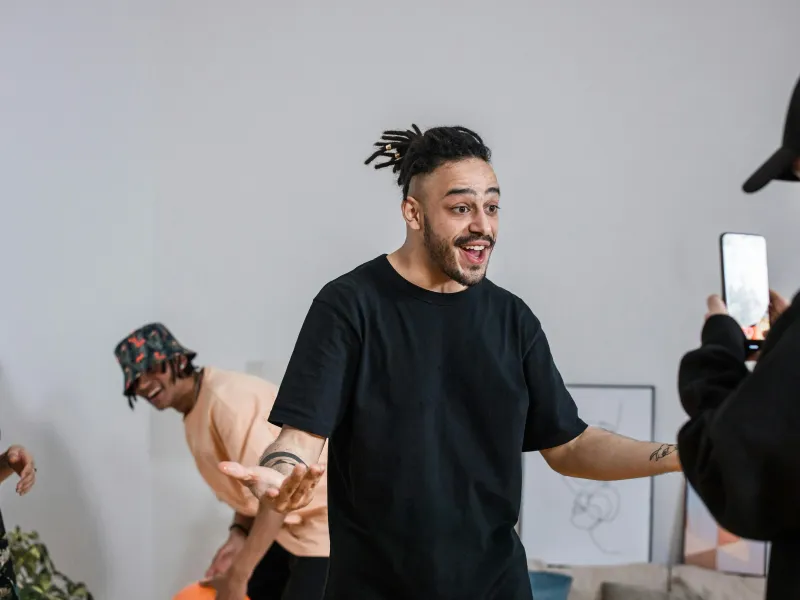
[218,461,325,513]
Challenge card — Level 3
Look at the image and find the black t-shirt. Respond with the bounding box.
[269,255,587,600]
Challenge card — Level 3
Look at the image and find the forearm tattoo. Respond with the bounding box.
[259,450,307,475]
[649,443,677,462]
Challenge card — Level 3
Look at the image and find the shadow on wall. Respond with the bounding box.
[0,370,109,596]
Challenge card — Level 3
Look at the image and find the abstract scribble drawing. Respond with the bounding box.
[561,402,623,554]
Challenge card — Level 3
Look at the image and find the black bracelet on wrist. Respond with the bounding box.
[229,523,250,537]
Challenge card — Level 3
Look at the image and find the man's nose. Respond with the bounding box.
[469,211,492,237]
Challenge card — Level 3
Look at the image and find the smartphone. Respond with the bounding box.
[719,232,770,355]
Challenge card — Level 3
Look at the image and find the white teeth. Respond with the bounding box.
[148,388,161,399]
[463,246,485,251]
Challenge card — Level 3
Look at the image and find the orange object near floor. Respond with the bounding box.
[173,581,250,600]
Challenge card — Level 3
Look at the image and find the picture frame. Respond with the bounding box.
[520,384,656,566]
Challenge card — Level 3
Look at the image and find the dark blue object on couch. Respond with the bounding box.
[528,570,572,600]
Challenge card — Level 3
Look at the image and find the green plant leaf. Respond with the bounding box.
[8,528,94,600]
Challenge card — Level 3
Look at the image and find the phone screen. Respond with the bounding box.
[720,233,770,346]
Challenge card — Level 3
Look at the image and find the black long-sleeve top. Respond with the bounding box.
[677,292,800,599]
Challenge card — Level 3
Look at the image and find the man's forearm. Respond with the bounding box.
[231,512,255,535]
[543,426,680,480]
[258,426,326,477]
[229,506,286,582]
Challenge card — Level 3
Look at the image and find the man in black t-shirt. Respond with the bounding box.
[219,124,682,599]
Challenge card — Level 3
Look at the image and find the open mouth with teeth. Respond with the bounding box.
[141,384,164,404]
[458,243,491,265]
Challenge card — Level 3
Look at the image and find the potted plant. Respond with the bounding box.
[6,527,93,600]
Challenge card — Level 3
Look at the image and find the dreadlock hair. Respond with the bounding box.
[364,124,492,199]
[125,354,200,409]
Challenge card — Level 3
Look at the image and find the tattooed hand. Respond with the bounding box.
[218,461,325,513]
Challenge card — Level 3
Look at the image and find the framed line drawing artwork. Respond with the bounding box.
[520,384,655,566]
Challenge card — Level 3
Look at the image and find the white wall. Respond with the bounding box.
[0,4,157,598]
[3,2,800,598]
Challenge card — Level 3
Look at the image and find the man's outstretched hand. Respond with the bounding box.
[5,445,36,496]
[218,461,325,513]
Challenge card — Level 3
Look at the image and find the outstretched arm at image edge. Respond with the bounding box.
[677,311,800,540]
[541,426,681,480]
[521,312,680,480]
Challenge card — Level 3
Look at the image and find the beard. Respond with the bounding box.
[422,218,494,287]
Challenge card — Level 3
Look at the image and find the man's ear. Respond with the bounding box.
[402,196,423,231]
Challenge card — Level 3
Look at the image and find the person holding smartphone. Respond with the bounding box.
[677,74,800,600]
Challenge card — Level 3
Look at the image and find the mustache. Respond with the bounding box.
[454,234,495,247]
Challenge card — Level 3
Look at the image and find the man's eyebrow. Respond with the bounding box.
[444,187,477,198]
[444,186,501,197]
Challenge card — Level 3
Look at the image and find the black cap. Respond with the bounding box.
[743,75,800,194]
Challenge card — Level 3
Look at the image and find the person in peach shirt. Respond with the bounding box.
[114,323,329,600]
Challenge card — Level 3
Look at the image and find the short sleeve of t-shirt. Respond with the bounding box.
[210,387,280,467]
[521,311,587,452]
[268,283,361,438]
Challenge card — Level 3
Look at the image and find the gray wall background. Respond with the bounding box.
[2,2,800,598]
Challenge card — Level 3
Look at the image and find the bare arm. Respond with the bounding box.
[227,509,286,584]
[231,512,255,534]
[541,426,680,480]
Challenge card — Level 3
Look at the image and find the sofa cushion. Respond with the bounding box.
[601,582,669,600]
[601,580,704,600]
[527,562,669,600]
[670,565,765,600]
